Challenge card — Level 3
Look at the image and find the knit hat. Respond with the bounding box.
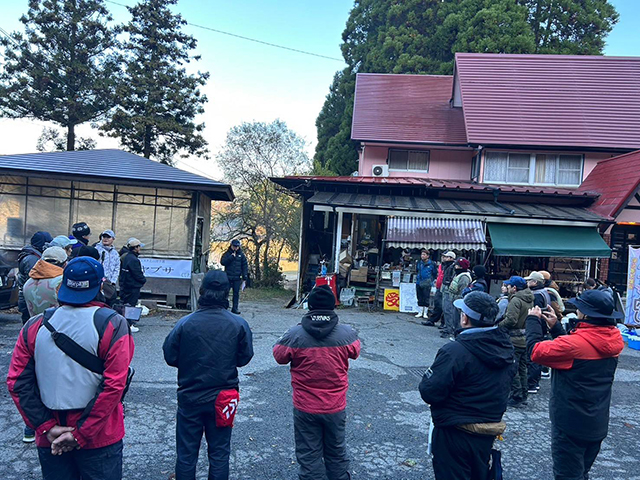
[31,231,53,252]
[473,265,486,278]
[455,258,470,270]
[72,222,91,238]
[78,245,100,260]
[308,285,336,311]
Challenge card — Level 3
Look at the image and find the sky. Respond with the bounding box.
[0,0,638,181]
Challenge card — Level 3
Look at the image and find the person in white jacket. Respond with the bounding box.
[95,230,121,304]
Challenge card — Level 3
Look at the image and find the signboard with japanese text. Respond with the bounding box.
[383,288,400,311]
[399,282,419,313]
[140,258,192,279]
[625,246,640,326]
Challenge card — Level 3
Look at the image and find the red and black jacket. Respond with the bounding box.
[273,310,360,415]
[6,303,134,449]
[529,317,623,441]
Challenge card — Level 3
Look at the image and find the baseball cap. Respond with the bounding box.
[567,290,623,319]
[231,239,241,247]
[202,270,230,290]
[127,238,145,248]
[57,257,104,305]
[101,229,115,238]
[42,246,68,264]
[504,276,527,290]
[443,251,456,259]
[453,292,498,326]
[50,235,78,249]
[524,271,545,283]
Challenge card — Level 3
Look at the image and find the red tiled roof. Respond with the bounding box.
[456,53,640,149]
[351,74,467,145]
[577,150,640,218]
[275,175,595,197]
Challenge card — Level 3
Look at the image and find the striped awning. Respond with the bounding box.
[385,217,486,250]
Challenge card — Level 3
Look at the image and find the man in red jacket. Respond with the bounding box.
[7,257,134,480]
[528,290,624,480]
[273,285,360,480]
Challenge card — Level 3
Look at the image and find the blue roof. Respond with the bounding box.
[0,149,233,201]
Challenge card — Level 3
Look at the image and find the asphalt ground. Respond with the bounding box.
[1,300,639,479]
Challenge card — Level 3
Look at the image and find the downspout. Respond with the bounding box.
[490,188,515,215]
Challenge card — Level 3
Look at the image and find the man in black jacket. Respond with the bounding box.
[119,238,147,329]
[419,292,515,480]
[163,270,254,480]
[220,239,248,314]
[525,271,551,394]
[17,231,53,324]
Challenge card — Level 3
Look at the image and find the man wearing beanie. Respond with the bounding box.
[7,257,134,478]
[163,270,254,480]
[69,222,91,258]
[18,231,54,324]
[420,292,515,480]
[273,285,360,480]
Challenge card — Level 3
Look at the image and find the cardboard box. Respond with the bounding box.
[350,268,368,283]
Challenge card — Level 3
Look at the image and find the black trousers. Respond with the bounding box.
[527,352,542,389]
[416,283,432,308]
[38,440,123,480]
[120,288,141,308]
[432,426,494,480]
[176,402,233,480]
[552,426,602,480]
[229,279,242,312]
[18,292,30,323]
[427,290,443,323]
[511,346,528,402]
[293,408,351,480]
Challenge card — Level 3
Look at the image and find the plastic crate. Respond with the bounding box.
[628,335,640,351]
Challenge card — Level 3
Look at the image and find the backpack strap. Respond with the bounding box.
[42,307,105,375]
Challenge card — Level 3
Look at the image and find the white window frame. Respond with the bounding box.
[388,149,430,173]
[483,151,583,187]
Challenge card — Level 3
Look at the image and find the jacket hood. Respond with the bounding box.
[29,259,64,280]
[575,323,624,357]
[457,327,514,370]
[19,245,41,261]
[301,310,339,339]
[513,288,534,303]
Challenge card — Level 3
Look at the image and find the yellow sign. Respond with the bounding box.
[384,289,400,311]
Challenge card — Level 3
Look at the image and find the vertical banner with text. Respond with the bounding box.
[625,246,640,326]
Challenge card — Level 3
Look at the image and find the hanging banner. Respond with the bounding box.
[383,288,400,311]
[625,246,640,326]
[140,258,192,279]
[400,282,419,313]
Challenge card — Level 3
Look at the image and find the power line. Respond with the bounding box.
[104,0,344,63]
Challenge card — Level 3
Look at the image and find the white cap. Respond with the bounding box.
[443,251,456,259]
[127,237,145,248]
[42,246,68,264]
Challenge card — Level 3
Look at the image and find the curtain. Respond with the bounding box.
[558,155,582,185]
[507,153,530,183]
[535,154,557,184]
[484,152,508,182]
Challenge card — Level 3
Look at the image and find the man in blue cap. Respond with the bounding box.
[220,239,249,314]
[163,270,253,480]
[499,276,534,408]
[528,290,624,480]
[7,257,134,480]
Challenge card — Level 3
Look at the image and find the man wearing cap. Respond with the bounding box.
[50,235,78,258]
[419,292,515,480]
[220,240,249,314]
[422,253,450,327]
[95,230,120,306]
[119,238,147,317]
[69,222,91,258]
[18,231,54,324]
[439,251,457,333]
[499,276,534,408]
[442,258,472,339]
[273,285,360,480]
[23,246,68,317]
[163,270,254,480]
[7,257,134,479]
[528,290,624,480]
[524,271,551,394]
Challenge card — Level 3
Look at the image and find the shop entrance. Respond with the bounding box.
[608,224,640,294]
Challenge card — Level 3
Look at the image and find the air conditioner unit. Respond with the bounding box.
[372,164,389,177]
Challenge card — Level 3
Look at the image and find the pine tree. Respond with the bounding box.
[100,0,209,165]
[0,0,120,151]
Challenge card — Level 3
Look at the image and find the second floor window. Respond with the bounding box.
[388,149,430,172]
[484,152,582,186]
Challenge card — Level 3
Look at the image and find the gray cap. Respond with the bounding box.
[101,229,115,238]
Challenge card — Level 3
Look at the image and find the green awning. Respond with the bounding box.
[487,223,611,258]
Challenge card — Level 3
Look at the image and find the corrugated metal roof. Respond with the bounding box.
[385,217,486,250]
[577,150,640,218]
[307,191,605,224]
[0,149,233,200]
[272,175,596,198]
[455,53,640,149]
[351,74,467,144]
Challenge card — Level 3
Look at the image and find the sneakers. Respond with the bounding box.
[541,370,551,379]
[528,386,540,394]
[507,398,528,409]
[231,309,241,315]
[130,325,139,333]
[437,323,446,330]
[421,320,436,327]
[22,433,35,443]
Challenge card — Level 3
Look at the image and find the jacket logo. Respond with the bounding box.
[310,315,332,322]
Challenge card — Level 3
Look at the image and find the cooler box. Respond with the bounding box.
[316,275,340,306]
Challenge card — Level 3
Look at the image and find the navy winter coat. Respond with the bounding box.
[221,247,249,281]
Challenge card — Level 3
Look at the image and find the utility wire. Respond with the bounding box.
[104,0,344,63]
